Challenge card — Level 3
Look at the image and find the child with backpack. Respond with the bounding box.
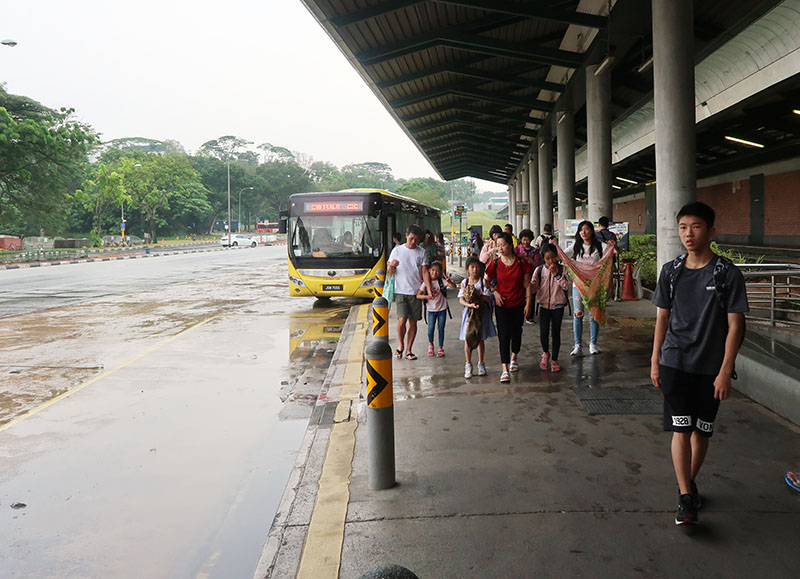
[530,244,571,372]
[458,257,496,378]
[651,202,749,525]
[417,261,456,357]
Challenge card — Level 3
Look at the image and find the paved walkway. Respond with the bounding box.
[257,295,800,579]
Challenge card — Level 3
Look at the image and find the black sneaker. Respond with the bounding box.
[675,493,698,525]
[691,480,702,510]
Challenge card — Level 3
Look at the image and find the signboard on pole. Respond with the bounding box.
[563,219,630,253]
[517,202,529,215]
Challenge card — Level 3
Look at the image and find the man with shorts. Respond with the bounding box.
[388,224,432,360]
[651,202,748,525]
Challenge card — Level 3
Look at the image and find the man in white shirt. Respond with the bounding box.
[388,224,432,360]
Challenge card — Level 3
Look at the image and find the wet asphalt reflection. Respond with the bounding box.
[0,246,352,578]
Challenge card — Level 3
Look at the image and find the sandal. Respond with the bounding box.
[787,472,800,492]
[427,344,435,357]
[509,360,519,372]
[405,352,418,360]
[395,349,403,359]
[500,371,510,383]
[436,347,445,357]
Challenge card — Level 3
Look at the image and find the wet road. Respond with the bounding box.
[0,246,353,578]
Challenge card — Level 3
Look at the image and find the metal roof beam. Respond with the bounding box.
[330,0,423,27]
[440,34,584,68]
[434,0,607,29]
[390,84,553,112]
[420,130,528,149]
[358,14,520,67]
[410,115,538,138]
[402,103,542,125]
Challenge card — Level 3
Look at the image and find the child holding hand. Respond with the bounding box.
[530,244,571,372]
[416,261,456,357]
[458,257,496,378]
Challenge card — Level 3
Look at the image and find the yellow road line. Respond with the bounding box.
[0,315,222,434]
[297,304,369,579]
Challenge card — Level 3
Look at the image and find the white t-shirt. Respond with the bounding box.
[389,244,427,295]
[574,243,612,265]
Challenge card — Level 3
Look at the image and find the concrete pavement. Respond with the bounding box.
[258,294,800,578]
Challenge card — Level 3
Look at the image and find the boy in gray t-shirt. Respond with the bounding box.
[651,202,748,526]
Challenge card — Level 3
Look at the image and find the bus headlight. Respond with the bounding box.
[289,275,306,288]
[359,276,378,288]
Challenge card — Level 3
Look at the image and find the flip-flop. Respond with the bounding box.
[786,472,800,492]
[394,349,403,359]
[405,352,418,360]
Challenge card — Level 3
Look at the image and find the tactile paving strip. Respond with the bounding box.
[573,386,662,415]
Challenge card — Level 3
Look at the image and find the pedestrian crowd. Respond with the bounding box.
[382,202,787,526]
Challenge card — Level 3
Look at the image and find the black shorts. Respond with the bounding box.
[660,365,720,438]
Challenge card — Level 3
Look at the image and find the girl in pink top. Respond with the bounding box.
[530,244,571,372]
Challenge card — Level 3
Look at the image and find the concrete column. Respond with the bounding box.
[528,156,540,235]
[508,183,515,227]
[556,109,576,236]
[521,165,530,231]
[586,63,613,222]
[653,0,695,268]
[514,177,523,233]
[538,132,553,232]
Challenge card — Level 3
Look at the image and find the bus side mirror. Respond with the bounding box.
[379,216,387,230]
[279,210,289,219]
[279,219,288,235]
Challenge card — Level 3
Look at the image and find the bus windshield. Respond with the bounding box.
[291,214,381,259]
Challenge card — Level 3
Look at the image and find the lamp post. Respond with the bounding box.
[238,187,253,232]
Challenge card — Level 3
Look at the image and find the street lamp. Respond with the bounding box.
[238,187,253,232]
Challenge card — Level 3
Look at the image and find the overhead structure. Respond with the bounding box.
[300,0,796,202]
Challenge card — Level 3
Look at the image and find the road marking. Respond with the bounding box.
[0,315,222,433]
[296,304,369,579]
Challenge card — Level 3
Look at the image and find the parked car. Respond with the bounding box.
[221,234,257,247]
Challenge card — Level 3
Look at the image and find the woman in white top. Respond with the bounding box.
[569,220,616,355]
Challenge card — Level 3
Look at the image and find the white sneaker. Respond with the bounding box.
[570,344,582,356]
[477,362,487,376]
[589,343,599,355]
[464,363,473,378]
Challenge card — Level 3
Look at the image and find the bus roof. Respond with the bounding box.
[289,189,440,212]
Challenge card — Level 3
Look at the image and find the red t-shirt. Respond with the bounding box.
[485,256,532,308]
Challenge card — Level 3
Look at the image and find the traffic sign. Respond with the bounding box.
[454,211,461,217]
[456,205,465,211]
[120,222,126,230]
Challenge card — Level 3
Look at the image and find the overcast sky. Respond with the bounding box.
[1,0,504,193]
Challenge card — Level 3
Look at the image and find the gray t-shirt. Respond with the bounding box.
[653,257,749,375]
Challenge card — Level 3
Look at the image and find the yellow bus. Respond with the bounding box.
[287,189,441,298]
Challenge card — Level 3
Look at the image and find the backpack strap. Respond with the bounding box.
[712,255,734,311]
[666,253,688,305]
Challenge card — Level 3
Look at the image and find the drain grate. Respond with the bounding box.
[573,386,662,415]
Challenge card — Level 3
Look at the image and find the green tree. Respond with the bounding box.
[341,162,395,189]
[71,163,127,242]
[396,178,448,210]
[0,88,96,234]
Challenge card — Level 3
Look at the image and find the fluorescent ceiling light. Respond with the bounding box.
[636,55,654,73]
[724,135,764,148]
[793,109,800,115]
[612,185,622,190]
[616,177,637,184]
[594,55,615,76]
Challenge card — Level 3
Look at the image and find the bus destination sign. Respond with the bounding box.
[305,201,363,213]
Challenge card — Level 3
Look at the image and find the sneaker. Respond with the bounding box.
[477,362,487,376]
[570,344,582,356]
[691,480,702,510]
[550,360,561,372]
[539,352,550,370]
[436,347,445,357]
[589,343,599,355]
[675,493,698,525]
[464,363,473,379]
[509,360,519,372]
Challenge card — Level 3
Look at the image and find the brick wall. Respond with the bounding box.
[612,198,646,233]
[765,171,800,237]
[697,180,750,237]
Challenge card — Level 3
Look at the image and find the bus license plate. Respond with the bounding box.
[323,284,343,291]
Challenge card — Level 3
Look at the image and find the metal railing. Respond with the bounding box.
[740,263,800,327]
[0,248,89,265]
